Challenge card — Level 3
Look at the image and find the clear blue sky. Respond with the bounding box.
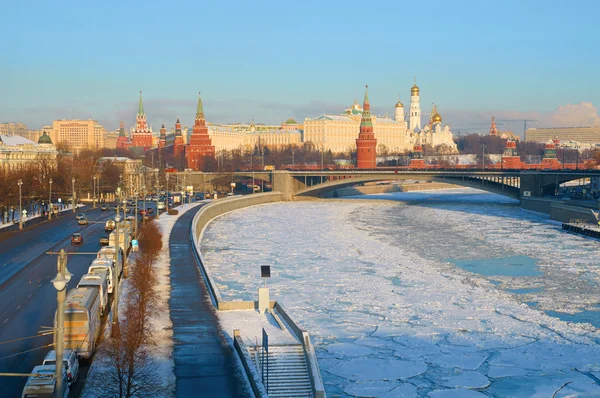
[1,0,599,135]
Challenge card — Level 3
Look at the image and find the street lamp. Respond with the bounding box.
[155,171,160,219]
[166,174,170,212]
[142,185,146,225]
[93,176,97,208]
[18,179,23,230]
[52,249,72,398]
[48,178,53,220]
[481,144,486,171]
[113,213,121,337]
[251,151,254,194]
[71,178,76,213]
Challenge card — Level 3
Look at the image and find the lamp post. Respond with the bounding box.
[166,174,170,212]
[142,185,146,225]
[71,178,76,213]
[261,152,264,192]
[576,145,579,170]
[18,179,23,230]
[113,212,121,337]
[155,171,160,219]
[48,178,53,220]
[186,169,191,204]
[133,190,138,236]
[93,176,97,208]
[481,144,486,171]
[52,249,72,398]
[251,151,254,194]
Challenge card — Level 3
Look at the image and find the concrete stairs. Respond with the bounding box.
[248,344,313,397]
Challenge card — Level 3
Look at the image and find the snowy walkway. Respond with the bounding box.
[169,205,250,397]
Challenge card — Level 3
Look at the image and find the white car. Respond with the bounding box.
[22,365,69,398]
[43,349,80,385]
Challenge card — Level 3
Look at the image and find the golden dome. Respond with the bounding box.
[432,113,442,123]
[395,100,403,108]
[411,83,420,96]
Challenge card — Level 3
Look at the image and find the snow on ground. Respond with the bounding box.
[201,189,600,397]
[218,310,299,347]
[83,202,203,397]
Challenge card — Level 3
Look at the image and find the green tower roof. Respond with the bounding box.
[38,131,52,144]
[284,118,298,125]
[364,84,369,103]
[138,91,144,116]
[196,92,204,118]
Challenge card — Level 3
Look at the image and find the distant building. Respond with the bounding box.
[0,132,58,172]
[97,156,143,195]
[104,130,119,149]
[526,126,600,145]
[48,119,105,153]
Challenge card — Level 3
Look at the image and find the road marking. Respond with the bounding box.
[28,294,32,298]
[17,305,21,310]
[3,319,8,324]
[38,283,42,287]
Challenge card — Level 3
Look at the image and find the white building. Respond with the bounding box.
[0,132,58,172]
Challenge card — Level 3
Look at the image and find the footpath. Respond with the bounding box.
[168,205,250,397]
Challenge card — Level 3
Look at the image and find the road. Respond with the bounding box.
[0,198,166,397]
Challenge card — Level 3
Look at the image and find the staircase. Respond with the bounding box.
[248,344,313,397]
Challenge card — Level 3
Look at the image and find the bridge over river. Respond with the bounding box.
[175,169,600,201]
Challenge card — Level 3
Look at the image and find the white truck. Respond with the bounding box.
[88,258,115,293]
[21,364,69,398]
[77,273,109,315]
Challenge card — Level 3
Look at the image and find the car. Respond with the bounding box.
[22,365,69,398]
[100,205,108,211]
[75,213,86,220]
[99,234,110,245]
[105,220,116,231]
[42,349,80,385]
[139,209,147,215]
[77,216,88,225]
[71,233,83,245]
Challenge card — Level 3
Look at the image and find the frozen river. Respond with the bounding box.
[201,188,600,397]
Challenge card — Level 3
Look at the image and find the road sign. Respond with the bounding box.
[261,266,271,278]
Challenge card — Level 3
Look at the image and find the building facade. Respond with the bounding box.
[526,126,600,145]
[0,132,58,172]
[48,119,105,152]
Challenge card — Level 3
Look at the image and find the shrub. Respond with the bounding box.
[167,209,178,215]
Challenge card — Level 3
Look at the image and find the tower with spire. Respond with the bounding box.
[173,116,185,158]
[186,92,215,171]
[489,117,498,136]
[116,121,131,149]
[409,78,421,131]
[355,85,377,169]
[131,91,153,150]
[158,123,167,151]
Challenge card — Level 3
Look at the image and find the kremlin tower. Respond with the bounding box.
[355,85,377,169]
[158,123,167,151]
[541,137,561,169]
[131,91,153,150]
[489,117,498,136]
[186,92,215,171]
[409,137,426,168]
[116,121,130,149]
[501,138,521,169]
[173,116,185,158]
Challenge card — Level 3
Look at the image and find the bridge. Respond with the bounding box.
[176,169,599,201]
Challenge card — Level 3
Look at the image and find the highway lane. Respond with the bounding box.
[0,208,114,397]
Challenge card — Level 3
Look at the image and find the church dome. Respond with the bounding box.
[411,83,420,96]
[395,100,403,108]
[432,113,442,123]
[38,131,52,144]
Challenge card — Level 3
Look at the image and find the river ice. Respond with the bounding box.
[201,189,600,397]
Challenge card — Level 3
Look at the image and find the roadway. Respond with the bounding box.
[0,200,159,398]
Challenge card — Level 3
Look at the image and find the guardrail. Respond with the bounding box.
[189,193,326,397]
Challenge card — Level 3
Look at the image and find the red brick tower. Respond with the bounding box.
[158,123,167,151]
[131,91,153,150]
[186,92,215,171]
[355,85,377,169]
[116,121,130,149]
[173,116,185,158]
[541,139,561,169]
[409,139,426,168]
[501,139,521,169]
[489,116,498,136]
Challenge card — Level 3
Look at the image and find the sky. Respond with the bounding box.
[1,0,599,137]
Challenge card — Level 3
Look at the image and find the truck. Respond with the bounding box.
[77,273,109,314]
[56,287,101,359]
[88,258,115,293]
[21,365,69,398]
